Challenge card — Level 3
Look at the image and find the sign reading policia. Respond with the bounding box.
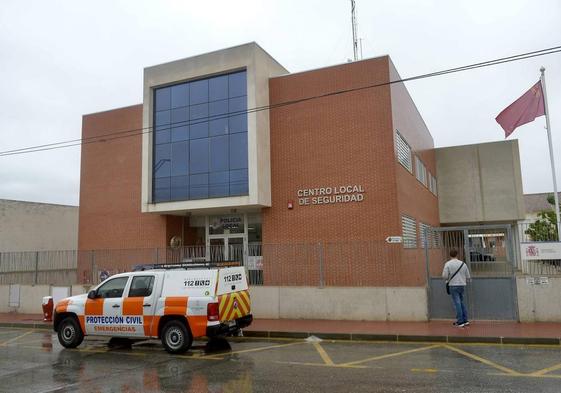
[297,185,365,206]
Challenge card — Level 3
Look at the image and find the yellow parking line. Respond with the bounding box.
[0,329,20,334]
[182,353,225,361]
[411,368,438,373]
[204,341,305,359]
[489,372,561,379]
[528,362,561,376]
[0,330,35,346]
[444,344,521,375]
[275,360,367,369]
[340,344,441,367]
[313,342,335,366]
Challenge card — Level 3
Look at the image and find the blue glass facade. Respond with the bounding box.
[152,70,248,202]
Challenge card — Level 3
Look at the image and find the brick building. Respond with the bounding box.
[78,43,525,320]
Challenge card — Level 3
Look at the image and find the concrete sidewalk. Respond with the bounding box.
[2,313,560,345]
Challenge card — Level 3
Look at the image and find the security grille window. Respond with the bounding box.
[419,222,432,248]
[152,70,249,202]
[415,156,427,187]
[401,215,417,248]
[395,131,412,173]
[429,174,438,196]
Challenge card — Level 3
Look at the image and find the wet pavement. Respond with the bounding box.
[1,327,561,392]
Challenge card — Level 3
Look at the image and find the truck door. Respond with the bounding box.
[123,275,157,337]
[85,276,130,336]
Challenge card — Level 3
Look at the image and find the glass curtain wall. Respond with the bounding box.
[152,70,249,202]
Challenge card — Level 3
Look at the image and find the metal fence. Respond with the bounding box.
[518,222,561,276]
[0,250,77,285]
[3,234,561,286]
[518,221,558,242]
[1,241,426,287]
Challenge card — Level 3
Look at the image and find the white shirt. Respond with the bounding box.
[442,258,471,286]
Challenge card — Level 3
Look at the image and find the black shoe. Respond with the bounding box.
[463,321,470,326]
[452,322,465,327]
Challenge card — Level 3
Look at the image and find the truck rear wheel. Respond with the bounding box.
[161,320,192,354]
[57,316,84,349]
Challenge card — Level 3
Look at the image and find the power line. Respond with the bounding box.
[1,45,561,157]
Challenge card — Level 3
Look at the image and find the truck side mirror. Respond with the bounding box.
[87,290,97,299]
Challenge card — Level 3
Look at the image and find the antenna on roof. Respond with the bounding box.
[351,0,359,61]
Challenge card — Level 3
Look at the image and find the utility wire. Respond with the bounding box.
[1,45,561,157]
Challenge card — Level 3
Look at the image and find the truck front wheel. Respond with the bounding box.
[161,320,192,354]
[57,317,84,349]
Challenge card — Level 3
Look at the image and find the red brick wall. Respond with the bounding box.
[264,57,400,243]
[389,59,440,286]
[77,105,178,281]
[263,56,438,286]
[263,57,406,285]
[77,56,438,287]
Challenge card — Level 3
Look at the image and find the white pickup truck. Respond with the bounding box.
[53,263,252,353]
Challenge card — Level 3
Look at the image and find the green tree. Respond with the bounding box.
[525,194,558,241]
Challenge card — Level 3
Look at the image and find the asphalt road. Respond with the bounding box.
[1,327,561,392]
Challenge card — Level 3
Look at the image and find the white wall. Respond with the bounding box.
[517,277,561,322]
[13,281,561,323]
[0,284,77,313]
[435,140,525,224]
[250,286,428,321]
[0,199,78,251]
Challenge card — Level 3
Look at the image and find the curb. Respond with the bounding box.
[2,323,560,346]
[242,330,561,346]
[0,322,51,330]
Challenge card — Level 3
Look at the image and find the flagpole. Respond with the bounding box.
[540,66,561,241]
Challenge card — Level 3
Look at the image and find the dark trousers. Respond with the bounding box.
[449,285,468,323]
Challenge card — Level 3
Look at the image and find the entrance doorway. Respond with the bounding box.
[206,214,247,263]
[209,236,244,261]
[425,224,518,321]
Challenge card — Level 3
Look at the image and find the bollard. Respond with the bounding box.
[42,296,53,322]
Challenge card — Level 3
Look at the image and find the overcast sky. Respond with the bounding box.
[1,0,560,206]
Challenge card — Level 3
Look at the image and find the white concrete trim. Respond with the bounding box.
[141,43,287,214]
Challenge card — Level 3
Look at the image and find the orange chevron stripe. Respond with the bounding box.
[221,296,235,321]
[225,300,235,321]
[218,291,252,321]
[219,293,233,321]
[226,295,244,321]
[238,292,250,313]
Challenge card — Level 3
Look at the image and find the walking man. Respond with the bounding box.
[442,249,471,327]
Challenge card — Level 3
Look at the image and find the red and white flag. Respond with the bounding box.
[495,81,545,138]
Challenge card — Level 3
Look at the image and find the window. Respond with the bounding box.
[429,174,438,196]
[415,156,427,187]
[402,215,417,248]
[97,277,129,298]
[128,276,155,297]
[152,70,249,202]
[419,222,431,248]
[395,131,412,172]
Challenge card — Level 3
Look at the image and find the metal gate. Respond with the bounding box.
[425,225,518,321]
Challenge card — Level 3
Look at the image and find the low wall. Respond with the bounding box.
[0,284,91,314]
[1,284,427,320]
[517,277,561,322]
[5,281,561,322]
[250,286,428,321]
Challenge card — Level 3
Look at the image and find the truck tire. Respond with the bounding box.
[57,316,84,349]
[161,320,192,354]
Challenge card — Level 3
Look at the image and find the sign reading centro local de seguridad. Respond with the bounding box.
[297,185,365,206]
